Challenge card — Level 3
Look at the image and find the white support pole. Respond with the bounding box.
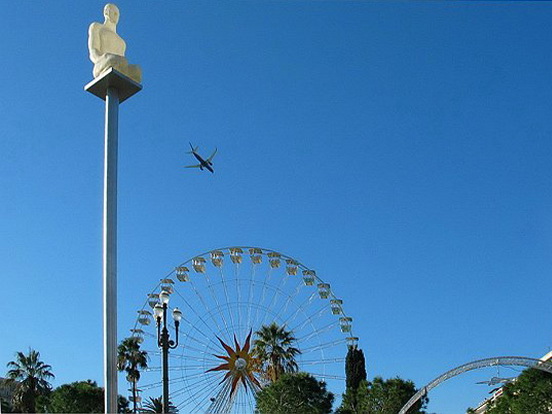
[85,68,142,414]
[104,86,119,414]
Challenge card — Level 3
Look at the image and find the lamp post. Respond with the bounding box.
[154,291,182,414]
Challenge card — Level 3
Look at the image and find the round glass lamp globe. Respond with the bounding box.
[159,290,170,305]
[172,307,182,322]
[153,304,163,319]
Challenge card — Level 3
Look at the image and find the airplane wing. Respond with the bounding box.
[185,164,201,168]
[207,148,218,163]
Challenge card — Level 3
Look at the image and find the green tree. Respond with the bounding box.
[354,377,428,414]
[140,396,177,413]
[339,346,367,413]
[45,380,103,413]
[252,322,301,383]
[6,349,54,413]
[255,372,334,414]
[0,377,17,413]
[118,395,132,413]
[337,382,364,414]
[346,346,367,390]
[118,337,149,413]
[1,398,13,413]
[485,368,552,414]
[37,380,132,413]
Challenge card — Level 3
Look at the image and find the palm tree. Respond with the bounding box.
[6,349,54,413]
[118,337,149,413]
[252,322,301,383]
[140,396,177,413]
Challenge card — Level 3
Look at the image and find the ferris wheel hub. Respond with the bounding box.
[235,358,247,371]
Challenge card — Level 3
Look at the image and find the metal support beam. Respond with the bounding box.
[161,309,170,414]
[85,68,142,414]
[104,85,119,414]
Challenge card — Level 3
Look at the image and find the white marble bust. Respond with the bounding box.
[88,4,142,83]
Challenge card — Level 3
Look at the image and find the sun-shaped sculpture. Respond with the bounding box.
[206,331,262,397]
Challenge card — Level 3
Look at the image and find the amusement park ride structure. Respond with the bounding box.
[131,246,359,413]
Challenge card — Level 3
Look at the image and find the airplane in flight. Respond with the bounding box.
[185,143,217,173]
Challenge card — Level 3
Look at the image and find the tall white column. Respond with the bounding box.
[104,85,119,414]
[85,68,142,414]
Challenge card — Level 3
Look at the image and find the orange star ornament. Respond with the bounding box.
[206,330,262,396]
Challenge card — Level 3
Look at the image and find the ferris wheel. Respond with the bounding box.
[130,246,358,413]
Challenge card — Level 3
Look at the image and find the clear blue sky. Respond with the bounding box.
[1,1,552,412]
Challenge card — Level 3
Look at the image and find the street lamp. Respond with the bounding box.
[154,290,181,414]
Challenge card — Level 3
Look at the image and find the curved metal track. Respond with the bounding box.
[398,356,552,414]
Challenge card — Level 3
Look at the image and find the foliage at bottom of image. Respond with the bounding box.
[34,380,131,413]
[337,377,428,414]
[255,372,334,414]
[140,396,178,414]
[476,368,552,414]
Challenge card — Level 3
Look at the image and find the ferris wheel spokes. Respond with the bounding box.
[130,246,357,414]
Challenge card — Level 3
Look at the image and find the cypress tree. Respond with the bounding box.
[338,345,367,413]
[345,345,366,390]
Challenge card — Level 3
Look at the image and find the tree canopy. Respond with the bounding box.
[338,376,427,414]
[36,380,130,413]
[0,378,18,413]
[255,372,334,414]
[484,368,552,414]
[361,377,427,414]
[41,380,103,413]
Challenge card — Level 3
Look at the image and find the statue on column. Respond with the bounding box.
[88,3,142,83]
